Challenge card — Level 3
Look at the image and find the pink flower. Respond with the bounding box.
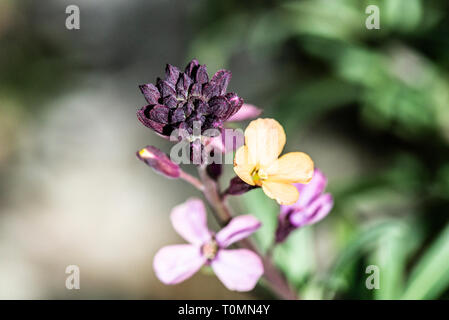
[153,198,264,291]
[275,169,334,243]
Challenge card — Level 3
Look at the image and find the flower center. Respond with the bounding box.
[251,168,268,186]
[202,239,218,260]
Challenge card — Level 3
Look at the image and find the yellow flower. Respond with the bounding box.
[233,118,314,205]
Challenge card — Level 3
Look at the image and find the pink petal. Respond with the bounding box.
[221,128,245,153]
[206,135,226,154]
[170,198,211,245]
[226,104,262,122]
[290,193,333,227]
[216,215,261,248]
[281,168,327,215]
[211,249,264,292]
[153,244,206,285]
[207,129,244,154]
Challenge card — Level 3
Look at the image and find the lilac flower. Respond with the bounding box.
[136,145,180,178]
[153,198,264,291]
[137,59,243,137]
[275,169,333,243]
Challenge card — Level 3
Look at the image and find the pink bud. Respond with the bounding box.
[136,146,181,178]
[226,103,262,122]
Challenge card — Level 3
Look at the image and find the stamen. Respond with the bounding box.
[202,239,218,260]
[251,168,266,186]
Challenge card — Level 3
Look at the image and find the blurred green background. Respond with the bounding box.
[0,0,448,299]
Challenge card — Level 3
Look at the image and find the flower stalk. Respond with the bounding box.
[179,170,205,191]
[197,165,298,300]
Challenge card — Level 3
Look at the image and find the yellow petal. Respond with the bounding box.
[265,152,314,184]
[245,118,286,167]
[233,146,256,186]
[261,181,299,205]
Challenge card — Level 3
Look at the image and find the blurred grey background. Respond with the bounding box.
[0,0,252,299]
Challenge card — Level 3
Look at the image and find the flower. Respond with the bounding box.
[153,198,264,292]
[275,169,333,243]
[137,59,243,137]
[233,118,314,205]
[136,145,181,178]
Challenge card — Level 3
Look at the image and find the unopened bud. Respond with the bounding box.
[224,176,257,196]
[137,146,181,178]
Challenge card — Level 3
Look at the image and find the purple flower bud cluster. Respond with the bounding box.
[137,59,243,137]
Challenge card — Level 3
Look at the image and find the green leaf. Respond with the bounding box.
[273,227,316,288]
[241,188,278,253]
[369,221,423,300]
[327,221,404,297]
[276,77,358,131]
[402,222,449,299]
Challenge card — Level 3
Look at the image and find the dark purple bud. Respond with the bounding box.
[165,64,180,85]
[209,96,230,119]
[157,79,176,98]
[185,59,199,78]
[162,95,178,109]
[149,104,170,124]
[136,59,245,138]
[176,73,192,99]
[186,113,205,134]
[211,70,231,95]
[225,92,244,119]
[210,118,223,128]
[195,65,209,84]
[137,105,166,133]
[190,83,202,97]
[196,100,210,115]
[224,176,257,196]
[171,108,186,123]
[137,145,181,179]
[203,116,221,130]
[275,213,296,244]
[188,112,206,125]
[139,84,160,104]
[202,83,220,100]
[206,163,222,180]
[182,101,194,118]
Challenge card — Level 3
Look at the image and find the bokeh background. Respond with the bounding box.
[0,0,448,299]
